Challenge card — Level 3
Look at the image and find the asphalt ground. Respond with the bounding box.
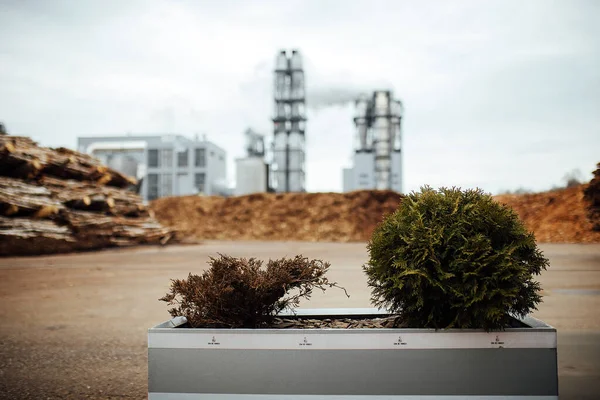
[0,241,599,399]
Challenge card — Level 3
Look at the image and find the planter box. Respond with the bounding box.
[148,308,558,399]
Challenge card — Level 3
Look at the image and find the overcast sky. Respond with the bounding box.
[1,0,599,194]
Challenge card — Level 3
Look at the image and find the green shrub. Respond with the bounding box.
[364,186,548,330]
[160,254,346,328]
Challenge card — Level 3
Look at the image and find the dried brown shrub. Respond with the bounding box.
[159,254,347,328]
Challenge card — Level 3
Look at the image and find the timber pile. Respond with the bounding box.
[583,163,600,231]
[0,136,136,187]
[0,135,173,256]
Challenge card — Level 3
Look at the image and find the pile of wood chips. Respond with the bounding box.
[150,190,404,242]
[152,183,600,244]
[493,184,600,243]
[0,135,174,256]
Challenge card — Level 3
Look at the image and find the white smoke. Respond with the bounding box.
[306,79,394,111]
[306,86,366,110]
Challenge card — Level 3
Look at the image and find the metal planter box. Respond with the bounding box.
[148,308,558,399]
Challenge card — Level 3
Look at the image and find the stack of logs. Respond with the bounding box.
[584,163,600,231]
[0,135,174,256]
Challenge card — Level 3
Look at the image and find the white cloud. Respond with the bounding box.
[1,0,598,194]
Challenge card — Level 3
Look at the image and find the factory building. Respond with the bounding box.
[272,49,306,193]
[77,134,228,201]
[343,91,404,193]
[235,128,269,196]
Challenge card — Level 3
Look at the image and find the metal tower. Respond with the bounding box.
[272,49,306,192]
[351,90,403,192]
[371,91,403,190]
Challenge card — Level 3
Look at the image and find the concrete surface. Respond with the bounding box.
[0,241,599,399]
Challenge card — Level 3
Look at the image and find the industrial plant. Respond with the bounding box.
[343,91,404,193]
[266,49,404,195]
[77,50,405,199]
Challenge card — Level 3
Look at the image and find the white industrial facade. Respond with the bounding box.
[235,128,269,196]
[235,157,268,196]
[343,151,402,192]
[77,134,227,201]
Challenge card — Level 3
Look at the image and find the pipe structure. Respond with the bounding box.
[352,90,403,190]
[272,49,306,192]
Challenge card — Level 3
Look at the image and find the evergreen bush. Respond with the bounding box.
[364,186,548,330]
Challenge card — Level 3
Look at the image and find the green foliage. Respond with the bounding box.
[160,254,347,328]
[364,186,548,330]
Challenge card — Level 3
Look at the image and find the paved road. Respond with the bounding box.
[0,241,599,399]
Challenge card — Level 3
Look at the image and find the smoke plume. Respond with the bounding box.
[306,77,394,110]
[306,86,366,110]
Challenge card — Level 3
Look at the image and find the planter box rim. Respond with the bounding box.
[149,307,555,333]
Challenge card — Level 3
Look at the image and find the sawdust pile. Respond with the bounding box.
[0,135,174,256]
[583,163,600,231]
[151,190,403,242]
[494,184,600,243]
[152,185,600,244]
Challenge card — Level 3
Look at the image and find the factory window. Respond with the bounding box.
[195,173,206,193]
[219,155,223,161]
[161,173,172,197]
[195,148,206,167]
[210,151,214,157]
[161,149,173,168]
[148,149,159,168]
[147,173,159,200]
[360,173,368,178]
[177,149,189,167]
